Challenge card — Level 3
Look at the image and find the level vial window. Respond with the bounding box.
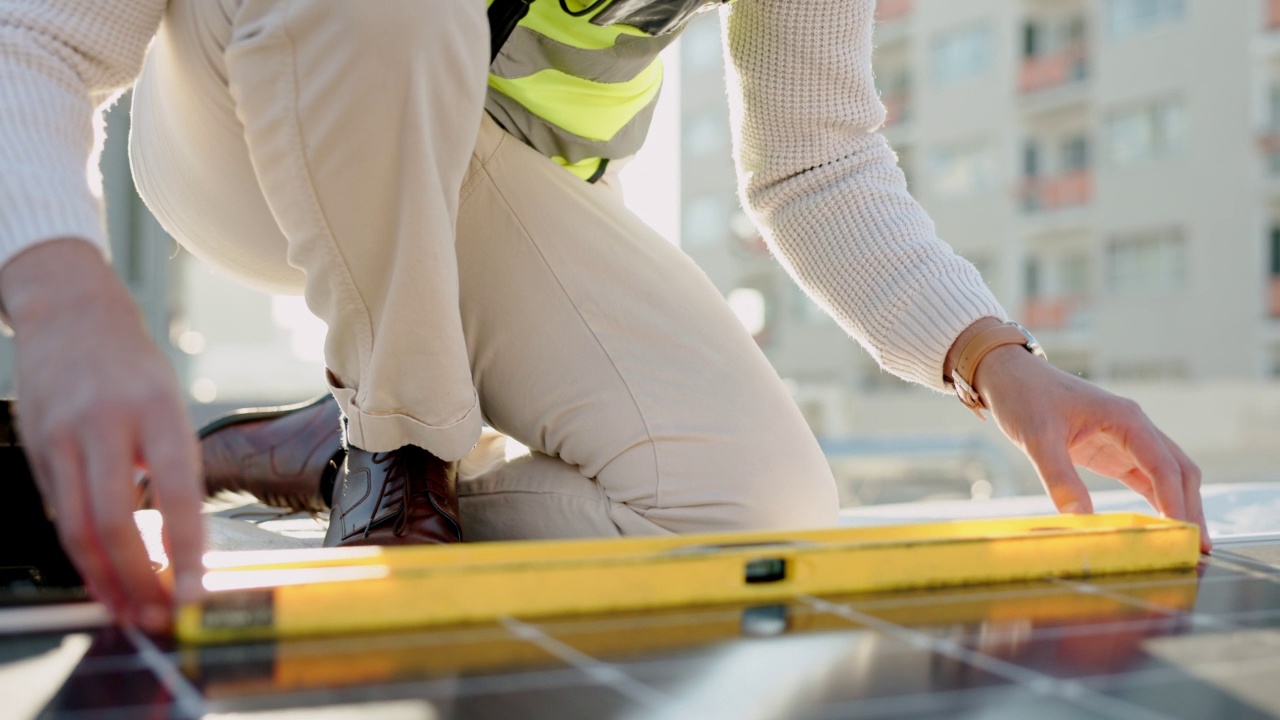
[744,558,787,584]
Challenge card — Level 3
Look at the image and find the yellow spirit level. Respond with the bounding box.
[177,513,1200,644]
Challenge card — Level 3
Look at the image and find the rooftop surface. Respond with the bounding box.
[5,486,1280,719]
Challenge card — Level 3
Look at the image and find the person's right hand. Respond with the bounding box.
[0,238,203,632]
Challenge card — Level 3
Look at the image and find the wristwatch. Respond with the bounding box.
[946,321,1047,419]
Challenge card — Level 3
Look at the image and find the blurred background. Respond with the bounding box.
[2,0,1277,512]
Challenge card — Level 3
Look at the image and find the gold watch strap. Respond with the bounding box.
[950,324,1034,417]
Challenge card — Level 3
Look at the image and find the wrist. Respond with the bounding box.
[0,238,126,331]
[943,316,1004,384]
[971,344,1041,409]
[945,319,1049,417]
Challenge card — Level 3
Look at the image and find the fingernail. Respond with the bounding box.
[1063,502,1084,514]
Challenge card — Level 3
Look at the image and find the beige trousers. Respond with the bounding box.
[129,0,838,541]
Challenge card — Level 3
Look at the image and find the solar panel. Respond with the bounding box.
[7,538,1279,720]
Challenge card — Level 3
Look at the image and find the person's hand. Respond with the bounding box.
[975,343,1211,553]
[0,238,204,631]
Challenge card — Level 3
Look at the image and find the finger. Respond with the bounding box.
[141,407,205,607]
[1157,430,1210,553]
[1120,412,1186,522]
[42,443,127,616]
[84,428,170,631]
[1114,467,1157,510]
[1027,438,1093,515]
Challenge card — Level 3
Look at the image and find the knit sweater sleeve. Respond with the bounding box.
[722,0,1008,392]
[0,0,165,272]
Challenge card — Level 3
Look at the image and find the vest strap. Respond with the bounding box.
[489,0,537,63]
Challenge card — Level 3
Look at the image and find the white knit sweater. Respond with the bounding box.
[0,0,1005,391]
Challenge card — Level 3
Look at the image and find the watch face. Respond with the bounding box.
[1010,321,1048,360]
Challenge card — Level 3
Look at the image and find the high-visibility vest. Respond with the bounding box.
[486,0,709,182]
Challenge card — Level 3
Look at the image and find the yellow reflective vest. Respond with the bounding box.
[486,0,697,181]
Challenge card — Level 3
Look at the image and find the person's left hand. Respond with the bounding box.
[974,343,1211,553]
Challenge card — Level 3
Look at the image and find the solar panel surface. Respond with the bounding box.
[7,536,1280,720]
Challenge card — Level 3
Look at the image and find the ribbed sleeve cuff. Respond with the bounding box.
[0,48,110,276]
[875,261,1007,392]
[0,168,107,275]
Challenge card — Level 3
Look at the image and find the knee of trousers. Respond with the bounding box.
[633,429,841,535]
[720,440,840,532]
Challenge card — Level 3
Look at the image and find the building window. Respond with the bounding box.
[1271,227,1280,276]
[1269,84,1280,133]
[1022,23,1041,59]
[1024,17,1088,58]
[1061,253,1092,295]
[930,140,998,198]
[1024,258,1042,298]
[931,24,993,88]
[1107,227,1186,295]
[1061,135,1090,172]
[1023,141,1040,177]
[1105,0,1185,40]
[1104,98,1187,168]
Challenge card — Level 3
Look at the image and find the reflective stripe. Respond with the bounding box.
[484,0,674,180]
[485,89,660,176]
[489,60,662,143]
[492,26,675,84]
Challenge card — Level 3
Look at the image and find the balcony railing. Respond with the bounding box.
[1019,169,1093,213]
[882,94,909,128]
[1023,298,1090,332]
[1019,43,1088,95]
[875,0,912,22]
[1270,277,1280,317]
[1269,0,1280,29]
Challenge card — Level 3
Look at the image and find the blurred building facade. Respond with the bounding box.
[680,0,1280,496]
[0,96,330,426]
[0,99,187,400]
[1,1,1277,500]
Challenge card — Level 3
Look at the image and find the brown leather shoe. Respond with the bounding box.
[198,395,344,513]
[324,444,462,546]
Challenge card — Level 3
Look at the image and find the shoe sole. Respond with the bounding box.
[196,394,338,440]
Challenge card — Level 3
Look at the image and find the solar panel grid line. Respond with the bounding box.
[1193,606,1280,627]
[1049,577,1245,632]
[1210,549,1280,578]
[1187,554,1280,580]
[955,612,1190,650]
[123,626,206,719]
[799,595,1183,720]
[499,616,679,714]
